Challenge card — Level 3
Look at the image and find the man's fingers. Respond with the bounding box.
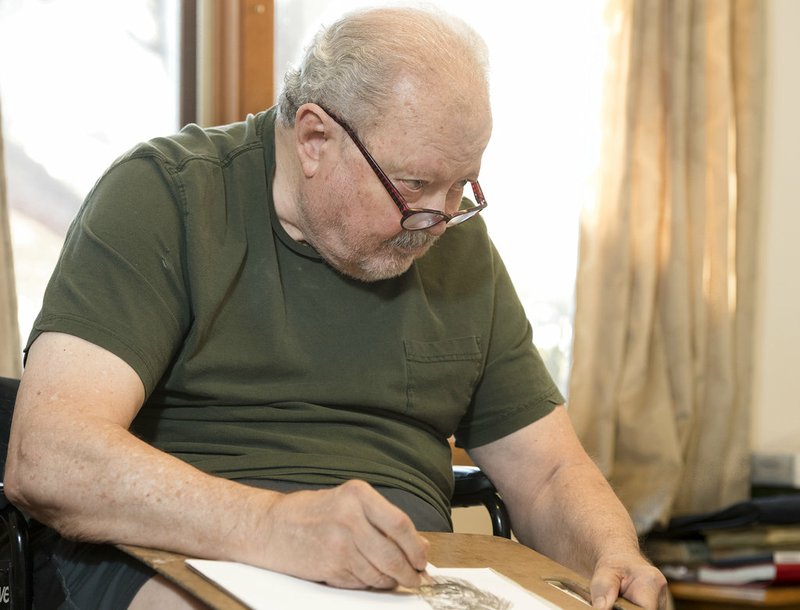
[326,556,397,590]
[618,574,670,610]
[589,568,620,610]
[259,480,430,591]
[590,561,669,610]
[347,481,430,587]
[352,526,427,588]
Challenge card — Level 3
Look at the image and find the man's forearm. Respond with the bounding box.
[6,408,270,564]
[469,408,667,609]
[507,459,642,577]
[468,407,644,575]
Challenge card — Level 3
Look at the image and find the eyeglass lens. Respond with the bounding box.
[401,206,483,230]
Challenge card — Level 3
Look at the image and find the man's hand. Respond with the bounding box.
[256,480,430,590]
[589,551,668,610]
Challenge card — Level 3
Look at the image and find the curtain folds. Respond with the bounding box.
[568,0,764,532]
[1,99,22,377]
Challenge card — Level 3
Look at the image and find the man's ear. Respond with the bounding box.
[294,105,330,178]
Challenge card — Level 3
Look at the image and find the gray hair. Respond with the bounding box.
[277,5,490,129]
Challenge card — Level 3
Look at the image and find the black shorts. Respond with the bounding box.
[34,528,154,610]
[33,480,450,609]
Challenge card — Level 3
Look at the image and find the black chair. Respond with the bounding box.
[452,466,511,538]
[0,375,510,609]
[0,376,32,610]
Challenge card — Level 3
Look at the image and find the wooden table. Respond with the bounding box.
[122,532,643,609]
[669,581,800,609]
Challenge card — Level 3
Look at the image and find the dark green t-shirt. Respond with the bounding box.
[28,108,564,522]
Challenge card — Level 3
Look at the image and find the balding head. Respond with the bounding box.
[277,6,491,131]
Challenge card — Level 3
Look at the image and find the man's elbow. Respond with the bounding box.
[4,434,67,530]
[4,437,41,514]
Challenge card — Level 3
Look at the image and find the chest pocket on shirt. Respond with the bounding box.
[404,336,483,435]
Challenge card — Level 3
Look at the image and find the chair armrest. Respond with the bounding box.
[452,466,512,538]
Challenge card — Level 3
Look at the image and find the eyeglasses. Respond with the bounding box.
[320,106,488,231]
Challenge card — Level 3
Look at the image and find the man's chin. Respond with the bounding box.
[343,249,423,283]
[374,238,439,279]
[327,234,438,282]
[353,257,416,282]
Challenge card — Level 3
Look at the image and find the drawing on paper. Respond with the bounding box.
[417,575,513,610]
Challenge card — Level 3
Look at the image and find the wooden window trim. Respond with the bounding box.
[214,0,275,125]
[180,0,198,126]
[184,0,275,126]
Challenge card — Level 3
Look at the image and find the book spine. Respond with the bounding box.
[696,562,800,585]
[775,551,800,564]
[774,563,800,584]
[710,550,800,567]
[751,453,800,487]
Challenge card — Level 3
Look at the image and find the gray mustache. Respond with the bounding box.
[389,230,437,250]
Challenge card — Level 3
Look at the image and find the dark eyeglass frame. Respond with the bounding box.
[319,106,488,231]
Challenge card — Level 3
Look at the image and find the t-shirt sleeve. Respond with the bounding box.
[26,153,191,396]
[454,242,565,449]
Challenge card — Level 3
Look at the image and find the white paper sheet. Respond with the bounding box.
[185,559,563,610]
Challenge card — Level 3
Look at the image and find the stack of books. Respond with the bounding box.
[644,494,800,602]
[648,529,800,586]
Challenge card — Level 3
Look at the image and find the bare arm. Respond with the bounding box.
[5,332,428,589]
[469,406,667,610]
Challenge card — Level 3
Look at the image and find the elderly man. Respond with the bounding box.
[6,6,667,609]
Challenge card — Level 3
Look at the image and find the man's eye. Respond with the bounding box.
[401,179,425,192]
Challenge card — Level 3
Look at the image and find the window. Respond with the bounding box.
[275,1,610,394]
[0,0,181,348]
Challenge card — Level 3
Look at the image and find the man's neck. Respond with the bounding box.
[271,124,306,243]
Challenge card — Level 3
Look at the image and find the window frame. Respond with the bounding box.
[192,0,275,126]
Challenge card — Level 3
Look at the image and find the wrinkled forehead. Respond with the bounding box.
[365,73,493,154]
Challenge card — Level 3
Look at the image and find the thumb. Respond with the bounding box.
[590,567,621,610]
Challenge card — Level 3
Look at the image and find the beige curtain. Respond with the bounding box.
[568,0,765,533]
[0,99,22,377]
